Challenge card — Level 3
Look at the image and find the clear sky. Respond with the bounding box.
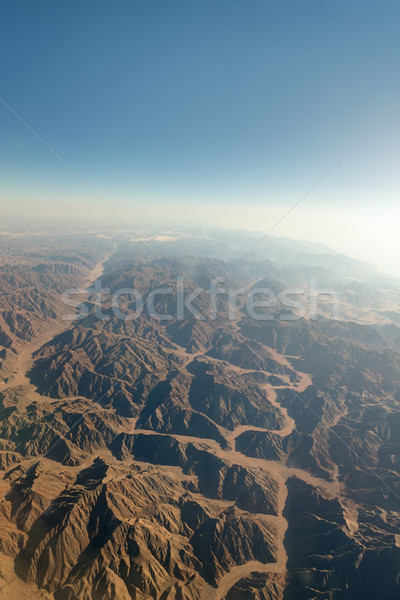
[0,1,399,273]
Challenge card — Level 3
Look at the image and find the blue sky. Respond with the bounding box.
[0,1,400,271]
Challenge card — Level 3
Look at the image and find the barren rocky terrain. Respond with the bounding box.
[1,229,400,599]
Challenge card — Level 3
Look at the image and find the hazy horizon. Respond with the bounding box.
[1,206,399,278]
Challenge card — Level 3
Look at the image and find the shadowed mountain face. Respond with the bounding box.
[1,229,400,599]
